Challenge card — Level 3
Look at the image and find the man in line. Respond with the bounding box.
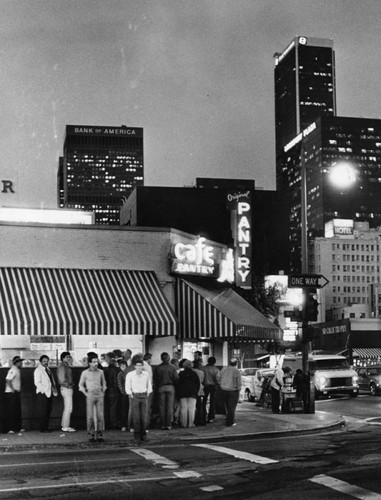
[125,358,152,445]
[203,356,221,423]
[104,352,120,429]
[153,352,179,430]
[79,352,107,442]
[270,363,284,414]
[3,356,24,434]
[117,359,129,431]
[220,358,242,427]
[143,352,153,428]
[56,351,76,433]
[34,355,58,432]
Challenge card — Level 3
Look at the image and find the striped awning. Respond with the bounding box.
[176,279,282,341]
[0,268,177,336]
[352,348,381,359]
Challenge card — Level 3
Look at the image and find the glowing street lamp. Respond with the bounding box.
[329,161,356,189]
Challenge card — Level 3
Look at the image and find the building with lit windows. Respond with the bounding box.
[312,219,381,322]
[280,115,381,272]
[58,125,144,225]
[274,35,336,187]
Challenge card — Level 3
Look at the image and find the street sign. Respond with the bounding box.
[288,274,329,289]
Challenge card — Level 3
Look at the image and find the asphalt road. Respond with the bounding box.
[0,395,380,500]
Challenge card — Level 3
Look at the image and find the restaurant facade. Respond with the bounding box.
[0,221,281,367]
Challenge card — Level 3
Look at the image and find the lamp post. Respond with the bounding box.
[300,154,356,407]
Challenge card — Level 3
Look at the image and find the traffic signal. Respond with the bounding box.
[303,289,319,322]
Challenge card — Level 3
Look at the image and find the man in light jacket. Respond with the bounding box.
[34,355,58,432]
[220,358,242,427]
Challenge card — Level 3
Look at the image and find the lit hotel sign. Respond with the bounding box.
[170,237,234,282]
[284,121,317,152]
[325,219,354,238]
[227,191,252,289]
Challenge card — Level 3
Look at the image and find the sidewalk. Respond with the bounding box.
[0,403,344,452]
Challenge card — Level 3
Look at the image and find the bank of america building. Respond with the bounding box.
[58,125,144,225]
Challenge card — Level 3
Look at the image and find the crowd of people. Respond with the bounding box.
[2,350,243,446]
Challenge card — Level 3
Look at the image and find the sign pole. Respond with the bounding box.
[300,144,315,413]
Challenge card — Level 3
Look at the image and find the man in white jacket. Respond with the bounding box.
[34,355,58,432]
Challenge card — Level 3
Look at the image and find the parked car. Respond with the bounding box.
[239,367,275,402]
[356,365,381,396]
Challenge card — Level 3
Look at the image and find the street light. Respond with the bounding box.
[329,161,356,189]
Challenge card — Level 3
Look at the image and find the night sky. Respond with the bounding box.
[1,0,380,209]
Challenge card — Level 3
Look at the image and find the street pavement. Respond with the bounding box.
[0,402,344,451]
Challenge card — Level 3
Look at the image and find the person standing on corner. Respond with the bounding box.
[153,352,179,430]
[79,352,107,442]
[34,355,58,433]
[57,351,76,433]
[125,358,152,445]
[220,358,242,427]
[203,356,221,423]
[3,356,24,434]
[270,364,284,414]
[104,352,120,429]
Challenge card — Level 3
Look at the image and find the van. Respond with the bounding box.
[310,355,359,398]
[282,354,359,398]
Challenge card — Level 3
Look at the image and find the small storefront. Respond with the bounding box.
[175,278,282,366]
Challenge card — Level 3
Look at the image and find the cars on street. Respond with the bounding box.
[356,365,381,395]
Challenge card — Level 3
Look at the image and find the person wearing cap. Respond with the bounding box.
[220,358,242,427]
[125,358,152,445]
[57,351,76,433]
[3,356,24,434]
[34,355,58,432]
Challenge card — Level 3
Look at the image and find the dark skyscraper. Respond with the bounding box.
[283,115,381,272]
[58,125,143,225]
[274,36,336,190]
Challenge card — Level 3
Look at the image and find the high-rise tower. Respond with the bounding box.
[274,36,336,190]
[58,125,144,225]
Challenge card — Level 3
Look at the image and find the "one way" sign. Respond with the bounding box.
[288,274,329,289]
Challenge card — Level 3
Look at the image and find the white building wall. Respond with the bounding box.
[312,223,381,320]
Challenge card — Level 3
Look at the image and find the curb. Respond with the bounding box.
[0,417,345,452]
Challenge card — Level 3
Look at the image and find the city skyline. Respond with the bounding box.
[1,0,380,209]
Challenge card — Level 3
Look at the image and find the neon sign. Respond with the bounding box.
[170,237,234,282]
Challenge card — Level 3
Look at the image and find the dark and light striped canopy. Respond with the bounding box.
[0,268,177,337]
[176,279,282,341]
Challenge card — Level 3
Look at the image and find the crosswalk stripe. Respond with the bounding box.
[192,444,278,464]
[310,474,381,499]
[130,448,179,468]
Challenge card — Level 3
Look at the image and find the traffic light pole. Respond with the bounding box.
[300,145,315,413]
[301,145,309,374]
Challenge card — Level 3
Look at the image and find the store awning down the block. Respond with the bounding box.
[352,348,381,359]
[0,267,178,336]
[176,279,282,341]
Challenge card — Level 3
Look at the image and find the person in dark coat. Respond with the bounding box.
[177,360,200,428]
[293,368,308,409]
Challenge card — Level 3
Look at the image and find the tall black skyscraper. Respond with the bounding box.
[274,36,336,190]
[58,125,144,225]
[282,115,381,272]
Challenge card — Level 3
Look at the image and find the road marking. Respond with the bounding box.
[130,448,179,469]
[173,471,202,478]
[193,444,278,464]
[200,485,224,492]
[310,474,381,499]
[364,417,381,426]
[0,476,177,494]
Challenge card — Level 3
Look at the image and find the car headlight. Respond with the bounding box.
[352,375,359,385]
[316,375,327,388]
